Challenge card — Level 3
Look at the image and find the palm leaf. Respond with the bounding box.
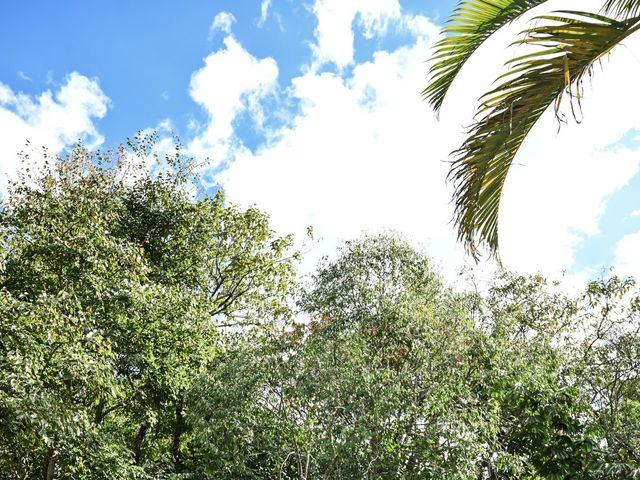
[451,11,640,259]
[603,0,640,18]
[424,0,550,113]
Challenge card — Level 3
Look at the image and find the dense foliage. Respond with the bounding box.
[0,139,298,479]
[1,140,639,478]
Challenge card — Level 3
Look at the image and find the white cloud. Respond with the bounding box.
[18,71,31,82]
[497,7,640,274]
[614,231,640,278]
[209,11,236,39]
[311,0,401,69]
[430,0,640,276]
[258,0,272,27]
[188,35,278,166]
[0,84,12,104]
[216,17,471,276]
[211,7,520,279]
[196,0,640,284]
[0,72,110,192]
[630,209,640,218]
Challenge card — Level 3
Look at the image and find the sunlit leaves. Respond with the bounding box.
[603,0,640,18]
[0,136,299,479]
[426,0,640,258]
[445,12,640,257]
[424,0,550,113]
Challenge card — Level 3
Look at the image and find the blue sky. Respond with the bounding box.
[1,0,639,283]
[0,0,452,145]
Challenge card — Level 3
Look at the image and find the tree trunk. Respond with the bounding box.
[94,399,105,426]
[172,395,186,471]
[43,447,55,480]
[133,422,148,465]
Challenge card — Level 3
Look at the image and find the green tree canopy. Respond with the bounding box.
[0,136,299,479]
[187,234,640,478]
[1,137,639,478]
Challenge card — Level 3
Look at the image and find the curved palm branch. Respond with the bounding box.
[424,0,550,113]
[603,0,640,18]
[449,11,640,259]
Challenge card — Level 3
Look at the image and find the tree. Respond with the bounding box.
[574,276,640,476]
[2,131,639,478]
[187,234,627,479]
[424,0,640,258]
[189,234,492,478]
[0,135,298,479]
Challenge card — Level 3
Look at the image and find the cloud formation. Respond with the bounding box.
[209,11,236,38]
[192,0,640,281]
[217,13,465,274]
[188,35,278,166]
[0,72,110,192]
[311,0,402,69]
[258,0,272,27]
[615,231,640,278]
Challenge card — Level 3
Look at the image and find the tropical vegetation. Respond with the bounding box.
[424,0,640,258]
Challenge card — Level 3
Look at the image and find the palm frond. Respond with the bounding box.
[451,11,640,259]
[603,0,640,18]
[424,0,550,113]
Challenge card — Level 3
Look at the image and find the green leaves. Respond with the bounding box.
[188,235,639,479]
[1,132,639,477]
[603,0,640,18]
[0,136,299,479]
[427,0,640,258]
[446,11,640,258]
[424,0,550,113]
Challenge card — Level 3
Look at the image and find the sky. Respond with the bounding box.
[1,0,639,285]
